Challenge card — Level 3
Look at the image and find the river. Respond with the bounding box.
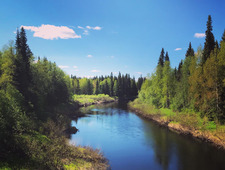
[70,101,225,170]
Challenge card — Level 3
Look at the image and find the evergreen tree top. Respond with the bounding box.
[221,29,225,43]
[203,15,215,64]
[158,48,165,66]
[185,42,195,58]
[165,51,170,62]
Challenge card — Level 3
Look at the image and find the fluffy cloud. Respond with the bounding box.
[91,70,100,73]
[175,48,182,51]
[83,30,89,35]
[73,66,78,68]
[59,65,69,69]
[87,54,93,58]
[77,26,84,29]
[194,33,205,38]
[86,26,102,30]
[77,25,102,36]
[21,24,81,40]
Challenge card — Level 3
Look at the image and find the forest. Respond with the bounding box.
[133,15,225,125]
[0,27,143,168]
[1,14,225,169]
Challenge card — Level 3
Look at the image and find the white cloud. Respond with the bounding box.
[86,26,102,30]
[175,48,182,51]
[92,26,102,30]
[136,72,142,75]
[21,24,81,40]
[74,69,79,72]
[73,66,78,68]
[87,54,93,58]
[194,33,205,38]
[86,26,91,29]
[91,70,100,73]
[77,26,84,29]
[83,30,89,35]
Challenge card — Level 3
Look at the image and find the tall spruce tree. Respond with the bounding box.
[221,29,225,44]
[203,15,215,64]
[14,27,33,105]
[165,51,170,62]
[185,42,195,58]
[158,48,165,66]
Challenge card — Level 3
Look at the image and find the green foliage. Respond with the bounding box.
[71,72,139,98]
[135,15,225,124]
[0,30,108,169]
[72,94,115,105]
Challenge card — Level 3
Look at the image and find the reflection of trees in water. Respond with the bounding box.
[142,117,225,170]
[141,119,172,170]
[173,134,225,170]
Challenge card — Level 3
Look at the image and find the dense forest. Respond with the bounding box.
[137,15,225,123]
[71,73,144,98]
[0,27,142,168]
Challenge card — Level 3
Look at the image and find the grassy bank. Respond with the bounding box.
[72,94,116,106]
[129,99,225,149]
[0,103,108,170]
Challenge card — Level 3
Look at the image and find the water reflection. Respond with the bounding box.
[70,102,225,170]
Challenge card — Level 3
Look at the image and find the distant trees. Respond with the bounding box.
[137,15,225,123]
[71,72,139,98]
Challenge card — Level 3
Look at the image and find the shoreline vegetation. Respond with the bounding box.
[128,16,225,151]
[129,99,225,150]
[72,94,116,107]
[0,28,110,169]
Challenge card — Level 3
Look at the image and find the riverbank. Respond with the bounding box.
[72,94,116,107]
[129,99,225,150]
[0,102,109,170]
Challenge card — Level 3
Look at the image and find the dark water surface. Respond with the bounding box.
[70,102,225,170]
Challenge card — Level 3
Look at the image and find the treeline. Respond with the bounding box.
[0,27,142,168]
[71,73,144,98]
[138,15,225,122]
[0,28,73,168]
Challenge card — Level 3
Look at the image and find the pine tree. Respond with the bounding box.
[165,51,170,62]
[185,42,195,58]
[137,76,144,91]
[110,72,114,96]
[220,30,225,46]
[13,27,33,106]
[87,79,92,95]
[95,79,100,95]
[158,48,165,67]
[162,57,171,108]
[203,15,215,64]
[176,61,183,81]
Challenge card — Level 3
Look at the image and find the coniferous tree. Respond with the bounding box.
[95,79,100,95]
[137,76,144,91]
[203,15,215,64]
[110,72,114,96]
[176,61,183,81]
[222,30,225,42]
[165,51,170,62]
[185,42,195,58]
[158,48,165,67]
[14,27,33,107]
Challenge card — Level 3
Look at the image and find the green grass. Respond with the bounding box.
[129,99,225,135]
[72,94,115,105]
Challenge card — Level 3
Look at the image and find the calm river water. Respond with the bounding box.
[70,102,225,170]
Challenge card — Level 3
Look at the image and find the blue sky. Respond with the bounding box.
[0,0,225,78]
